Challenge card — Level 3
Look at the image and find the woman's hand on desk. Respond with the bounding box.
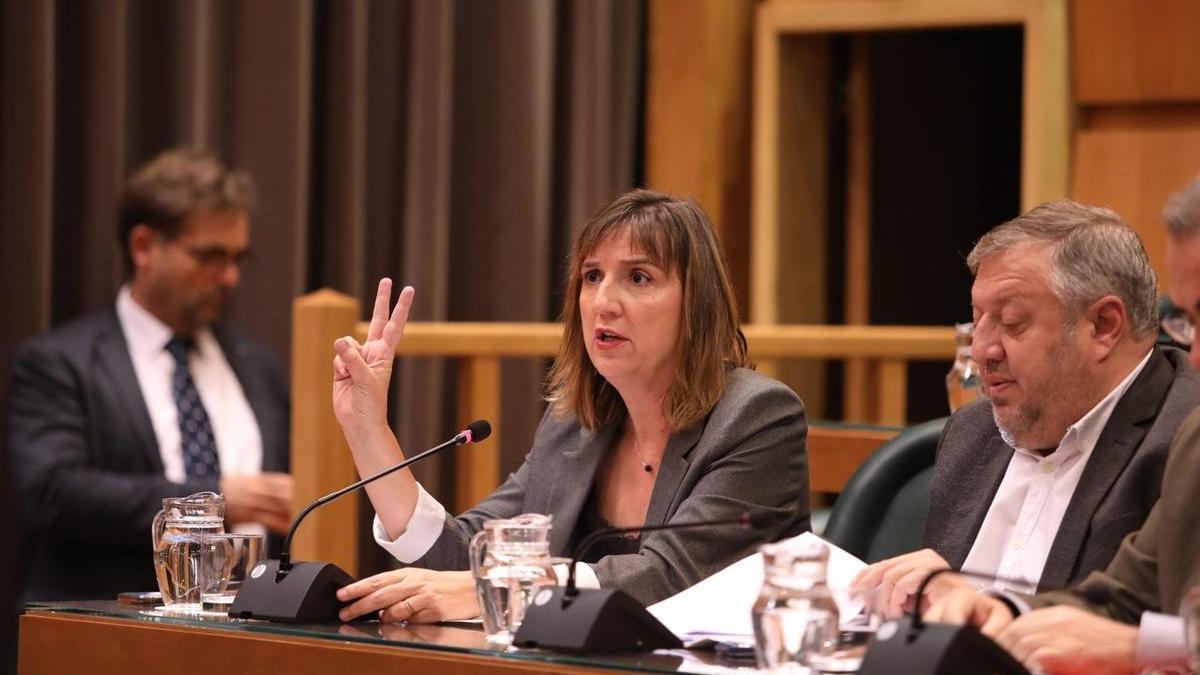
[337,568,478,624]
[332,278,414,436]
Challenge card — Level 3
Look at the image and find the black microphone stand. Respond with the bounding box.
[229,421,490,623]
[277,431,473,575]
[858,567,1034,675]
[512,512,756,653]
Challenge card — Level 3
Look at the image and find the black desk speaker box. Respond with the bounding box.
[229,559,354,623]
[512,587,682,654]
[858,617,1030,675]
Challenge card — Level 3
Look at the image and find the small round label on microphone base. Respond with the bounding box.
[875,620,899,641]
[251,563,267,579]
[534,589,553,606]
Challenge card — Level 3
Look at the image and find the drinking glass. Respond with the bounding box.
[199,533,264,613]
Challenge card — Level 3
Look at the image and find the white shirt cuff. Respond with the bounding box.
[552,562,601,590]
[1135,611,1189,671]
[371,483,448,564]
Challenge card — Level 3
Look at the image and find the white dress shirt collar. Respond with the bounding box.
[1007,348,1155,464]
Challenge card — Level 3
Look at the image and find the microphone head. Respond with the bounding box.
[464,419,492,444]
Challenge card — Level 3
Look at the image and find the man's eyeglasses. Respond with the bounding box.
[1161,309,1195,347]
[170,240,254,274]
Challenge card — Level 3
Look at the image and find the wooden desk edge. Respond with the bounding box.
[18,610,608,675]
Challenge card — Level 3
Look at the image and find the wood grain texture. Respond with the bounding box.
[647,0,755,316]
[18,612,597,675]
[1071,122,1200,289]
[291,289,360,574]
[456,357,502,513]
[808,425,899,493]
[1072,0,1200,105]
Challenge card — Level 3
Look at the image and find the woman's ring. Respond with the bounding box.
[403,598,415,617]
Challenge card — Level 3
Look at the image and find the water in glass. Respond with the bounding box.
[946,322,984,412]
[151,492,226,610]
[752,539,840,673]
[470,514,554,644]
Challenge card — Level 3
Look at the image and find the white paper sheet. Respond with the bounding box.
[647,532,868,644]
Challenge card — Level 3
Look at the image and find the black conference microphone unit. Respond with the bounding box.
[229,419,492,623]
[512,511,766,654]
[856,567,1071,675]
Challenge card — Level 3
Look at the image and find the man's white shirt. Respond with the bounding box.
[116,286,265,533]
[962,349,1153,593]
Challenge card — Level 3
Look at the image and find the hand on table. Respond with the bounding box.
[994,606,1138,675]
[337,568,478,624]
[922,586,1015,637]
[852,547,957,617]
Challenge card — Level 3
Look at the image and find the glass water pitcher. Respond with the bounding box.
[151,491,227,609]
[946,321,984,412]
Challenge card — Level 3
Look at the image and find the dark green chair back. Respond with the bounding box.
[822,418,947,563]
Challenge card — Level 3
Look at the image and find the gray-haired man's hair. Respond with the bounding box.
[966,200,1159,340]
[1164,175,1200,238]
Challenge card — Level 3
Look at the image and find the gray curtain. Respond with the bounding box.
[0,0,643,665]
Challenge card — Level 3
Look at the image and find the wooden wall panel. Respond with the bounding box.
[1072,124,1200,287]
[1072,0,1200,105]
[646,0,754,316]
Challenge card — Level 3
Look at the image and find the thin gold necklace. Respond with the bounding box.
[632,434,655,473]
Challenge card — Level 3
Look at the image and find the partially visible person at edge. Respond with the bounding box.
[853,200,1200,620]
[8,148,293,602]
[331,189,810,623]
[924,176,1200,674]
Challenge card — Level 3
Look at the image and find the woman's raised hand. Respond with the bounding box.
[332,278,415,436]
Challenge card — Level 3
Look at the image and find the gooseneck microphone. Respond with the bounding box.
[859,567,1038,675]
[278,419,492,573]
[564,512,758,598]
[513,511,762,654]
[229,420,491,623]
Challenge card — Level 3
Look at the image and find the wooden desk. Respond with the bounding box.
[18,602,715,675]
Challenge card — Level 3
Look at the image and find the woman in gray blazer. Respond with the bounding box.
[331,189,810,623]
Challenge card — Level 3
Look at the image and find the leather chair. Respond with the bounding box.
[823,418,947,563]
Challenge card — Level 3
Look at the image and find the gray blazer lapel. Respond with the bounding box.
[546,420,619,554]
[94,314,161,471]
[945,433,1013,569]
[1038,348,1170,590]
[643,421,705,528]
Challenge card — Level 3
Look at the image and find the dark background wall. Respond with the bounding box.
[0,0,645,668]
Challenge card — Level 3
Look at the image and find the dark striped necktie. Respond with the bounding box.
[165,336,221,480]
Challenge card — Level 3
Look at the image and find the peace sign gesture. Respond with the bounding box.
[332,278,415,435]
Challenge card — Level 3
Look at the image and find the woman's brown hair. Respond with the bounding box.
[545,189,748,431]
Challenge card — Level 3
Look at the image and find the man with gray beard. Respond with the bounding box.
[853,200,1200,617]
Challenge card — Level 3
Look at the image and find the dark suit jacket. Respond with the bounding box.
[414,368,811,605]
[1030,407,1200,620]
[924,346,1200,591]
[7,308,289,601]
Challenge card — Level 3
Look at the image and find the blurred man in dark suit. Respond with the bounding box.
[8,148,292,601]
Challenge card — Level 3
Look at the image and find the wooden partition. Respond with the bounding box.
[289,289,955,575]
[1070,0,1200,287]
[753,0,1069,420]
